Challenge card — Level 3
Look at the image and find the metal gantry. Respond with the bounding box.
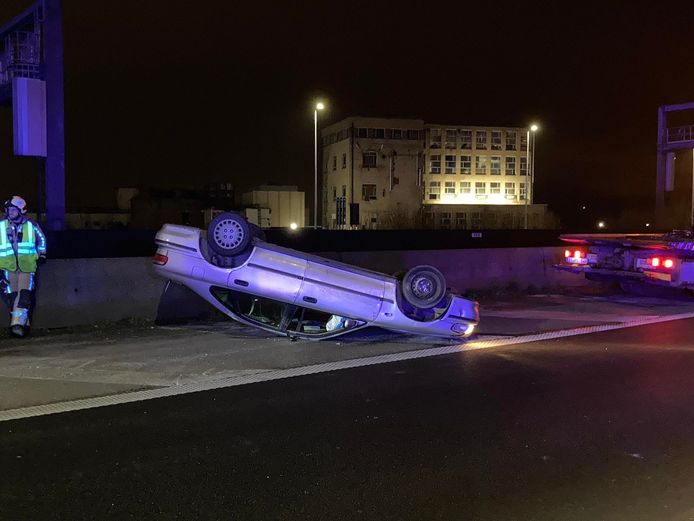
[0,0,65,230]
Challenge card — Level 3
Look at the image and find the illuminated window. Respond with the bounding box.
[505,182,515,198]
[520,157,528,176]
[362,184,377,201]
[475,182,486,195]
[429,128,442,148]
[520,133,528,151]
[342,153,347,169]
[460,181,471,194]
[445,129,457,149]
[491,131,502,150]
[430,155,441,173]
[461,129,472,149]
[428,181,441,200]
[475,156,487,175]
[363,151,377,168]
[490,182,501,194]
[445,181,456,194]
[490,156,501,175]
[520,182,527,200]
[461,155,472,174]
[505,156,516,175]
[506,131,517,150]
[475,130,487,149]
[445,155,456,173]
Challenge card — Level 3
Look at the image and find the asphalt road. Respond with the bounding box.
[3,317,694,520]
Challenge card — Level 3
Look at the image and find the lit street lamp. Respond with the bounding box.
[524,123,540,229]
[314,101,325,229]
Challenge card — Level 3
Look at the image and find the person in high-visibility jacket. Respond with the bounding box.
[0,196,47,337]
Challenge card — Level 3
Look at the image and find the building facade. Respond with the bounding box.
[241,185,305,228]
[321,117,550,229]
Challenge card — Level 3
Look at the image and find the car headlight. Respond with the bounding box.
[451,323,475,335]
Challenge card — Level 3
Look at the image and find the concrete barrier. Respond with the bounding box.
[0,247,587,329]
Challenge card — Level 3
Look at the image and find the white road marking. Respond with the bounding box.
[2,310,694,422]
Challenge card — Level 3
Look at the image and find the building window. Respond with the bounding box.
[430,154,441,174]
[428,181,441,200]
[490,156,501,175]
[332,186,337,201]
[505,156,516,175]
[471,212,482,229]
[407,129,421,140]
[491,130,502,150]
[460,181,471,194]
[520,133,528,151]
[342,153,347,169]
[332,156,337,171]
[363,151,377,168]
[342,185,347,197]
[445,155,456,173]
[475,156,487,175]
[475,130,487,149]
[445,181,456,194]
[505,182,515,198]
[461,155,472,174]
[445,129,457,149]
[506,131,517,150]
[475,182,487,197]
[490,182,501,194]
[429,128,442,148]
[393,129,403,139]
[461,129,472,149]
[520,182,527,200]
[520,157,528,176]
[362,184,377,201]
[374,128,385,139]
[356,127,368,138]
[440,212,452,227]
[456,212,467,227]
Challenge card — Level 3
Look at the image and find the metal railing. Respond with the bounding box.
[666,125,694,144]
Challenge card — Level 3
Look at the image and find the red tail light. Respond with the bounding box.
[663,258,675,269]
[564,249,571,258]
[651,257,660,267]
[152,253,168,265]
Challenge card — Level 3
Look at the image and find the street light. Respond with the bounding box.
[524,123,540,229]
[314,101,325,228]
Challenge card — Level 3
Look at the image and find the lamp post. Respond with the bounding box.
[314,102,325,229]
[524,123,539,229]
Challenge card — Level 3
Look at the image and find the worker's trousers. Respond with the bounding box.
[2,270,36,327]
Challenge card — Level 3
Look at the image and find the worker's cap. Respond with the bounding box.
[4,195,27,214]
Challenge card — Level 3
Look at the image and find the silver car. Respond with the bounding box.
[152,212,479,340]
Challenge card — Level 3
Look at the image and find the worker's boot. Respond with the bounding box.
[9,325,25,338]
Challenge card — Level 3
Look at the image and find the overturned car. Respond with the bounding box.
[152,212,479,340]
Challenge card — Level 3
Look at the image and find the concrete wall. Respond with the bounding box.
[0,247,588,329]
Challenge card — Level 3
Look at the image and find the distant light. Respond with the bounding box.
[646,222,650,227]
[581,205,587,211]
[290,222,298,230]
[316,102,325,111]
[530,124,539,132]
[597,221,605,229]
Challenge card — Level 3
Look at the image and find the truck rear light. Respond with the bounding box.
[564,249,571,258]
[152,253,168,265]
[663,258,675,269]
[651,257,660,267]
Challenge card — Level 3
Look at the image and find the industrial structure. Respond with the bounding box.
[321,117,550,229]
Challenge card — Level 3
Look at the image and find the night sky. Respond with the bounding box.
[1,0,694,226]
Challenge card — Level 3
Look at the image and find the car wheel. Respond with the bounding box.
[402,265,447,309]
[207,212,252,256]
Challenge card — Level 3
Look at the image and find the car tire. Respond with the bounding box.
[402,265,447,309]
[207,212,252,256]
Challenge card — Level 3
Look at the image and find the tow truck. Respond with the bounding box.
[554,231,694,292]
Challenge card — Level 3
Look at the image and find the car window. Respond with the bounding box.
[287,307,365,336]
[211,286,366,337]
[211,287,290,330]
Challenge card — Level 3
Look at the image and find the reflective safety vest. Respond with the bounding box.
[0,219,39,273]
